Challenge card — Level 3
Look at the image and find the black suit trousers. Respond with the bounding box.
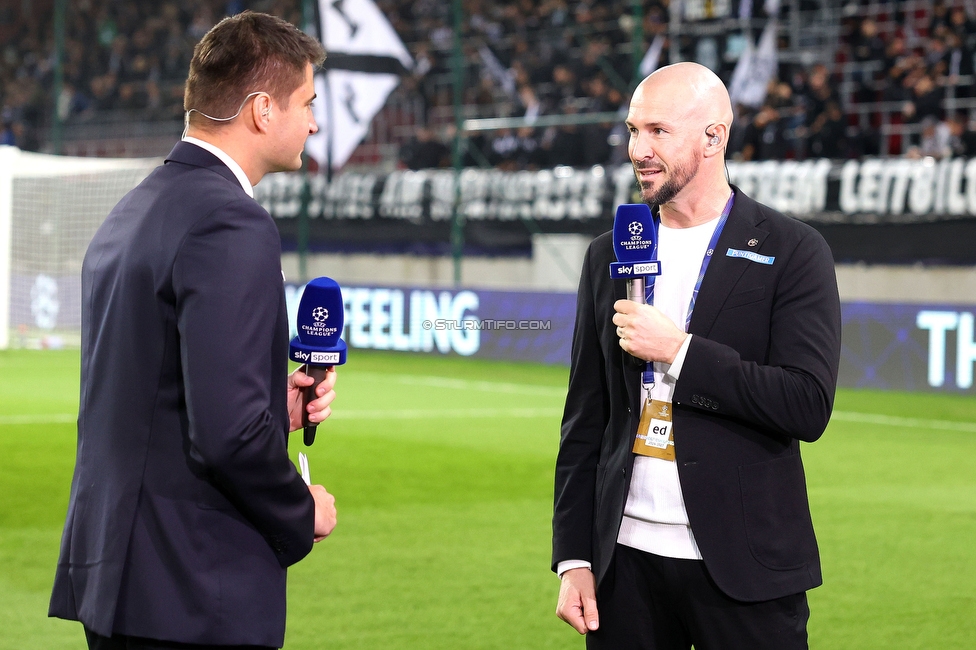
[585,544,809,650]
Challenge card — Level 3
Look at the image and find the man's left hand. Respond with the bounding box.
[287,366,337,432]
[612,299,688,364]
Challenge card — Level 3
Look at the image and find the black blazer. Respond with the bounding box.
[552,189,841,603]
[50,142,314,647]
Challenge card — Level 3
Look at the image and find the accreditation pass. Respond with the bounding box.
[633,398,675,462]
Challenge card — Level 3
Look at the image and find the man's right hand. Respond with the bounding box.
[556,567,599,634]
[309,484,336,542]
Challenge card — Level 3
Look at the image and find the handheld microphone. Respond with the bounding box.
[609,203,661,368]
[289,277,347,446]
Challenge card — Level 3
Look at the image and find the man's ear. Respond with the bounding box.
[252,93,273,132]
[703,123,729,157]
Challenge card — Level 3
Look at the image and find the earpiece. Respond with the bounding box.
[262,108,270,117]
[708,134,720,146]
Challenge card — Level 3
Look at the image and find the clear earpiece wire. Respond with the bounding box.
[183,91,270,138]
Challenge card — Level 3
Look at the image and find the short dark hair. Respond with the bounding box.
[184,12,325,127]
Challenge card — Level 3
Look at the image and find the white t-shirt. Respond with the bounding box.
[617,214,722,560]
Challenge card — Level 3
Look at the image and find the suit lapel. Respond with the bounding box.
[688,190,769,338]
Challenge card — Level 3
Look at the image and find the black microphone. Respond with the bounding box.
[289,277,347,446]
[609,203,661,368]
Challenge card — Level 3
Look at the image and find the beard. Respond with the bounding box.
[634,151,701,206]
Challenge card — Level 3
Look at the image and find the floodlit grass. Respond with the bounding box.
[1,348,974,649]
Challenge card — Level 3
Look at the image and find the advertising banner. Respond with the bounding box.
[286,283,976,394]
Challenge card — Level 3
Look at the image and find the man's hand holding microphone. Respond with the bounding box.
[288,277,349,543]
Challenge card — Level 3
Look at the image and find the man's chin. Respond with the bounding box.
[273,157,305,174]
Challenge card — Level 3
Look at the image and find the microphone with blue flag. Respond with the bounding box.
[289,277,347,446]
[610,203,661,367]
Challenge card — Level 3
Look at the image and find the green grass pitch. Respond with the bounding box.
[1,348,974,649]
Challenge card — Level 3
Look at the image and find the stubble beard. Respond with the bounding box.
[634,152,701,207]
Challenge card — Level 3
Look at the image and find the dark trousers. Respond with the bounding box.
[85,628,276,650]
[586,544,809,650]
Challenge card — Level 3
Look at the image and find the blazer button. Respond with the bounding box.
[711,402,719,410]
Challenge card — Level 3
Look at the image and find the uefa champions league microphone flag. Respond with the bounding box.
[306,0,414,171]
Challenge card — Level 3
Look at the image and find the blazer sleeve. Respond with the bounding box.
[173,198,314,567]
[552,241,610,569]
[674,227,841,443]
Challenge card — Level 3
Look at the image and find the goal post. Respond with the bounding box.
[0,146,160,349]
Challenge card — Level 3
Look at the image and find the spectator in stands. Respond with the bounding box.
[799,64,839,139]
[947,113,976,158]
[906,73,943,124]
[542,98,586,167]
[944,32,974,98]
[948,6,976,49]
[906,116,951,159]
[512,126,546,169]
[766,81,806,158]
[849,18,885,103]
[489,127,521,169]
[399,126,450,170]
[726,104,754,160]
[928,0,951,35]
[740,103,787,161]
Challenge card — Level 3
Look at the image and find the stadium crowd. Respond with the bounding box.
[3,0,976,166]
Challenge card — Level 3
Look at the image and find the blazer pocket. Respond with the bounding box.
[738,455,817,571]
[723,286,765,310]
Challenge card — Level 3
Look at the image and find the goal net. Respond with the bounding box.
[0,146,160,349]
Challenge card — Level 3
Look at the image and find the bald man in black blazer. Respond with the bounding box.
[553,64,841,649]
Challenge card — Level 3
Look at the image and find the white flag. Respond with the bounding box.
[306,0,413,169]
[728,20,778,109]
[478,45,516,98]
[320,0,412,68]
[305,70,401,170]
[639,34,666,78]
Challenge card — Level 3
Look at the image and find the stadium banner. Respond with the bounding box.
[285,283,577,365]
[257,158,976,227]
[285,282,976,394]
[843,303,976,393]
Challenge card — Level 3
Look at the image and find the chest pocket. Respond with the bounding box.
[723,286,765,310]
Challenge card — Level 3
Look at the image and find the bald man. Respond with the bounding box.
[551,63,841,649]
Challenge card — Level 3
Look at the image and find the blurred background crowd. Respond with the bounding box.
[3,0,976,167]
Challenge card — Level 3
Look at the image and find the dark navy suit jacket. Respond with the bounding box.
[50,142,314,647]
[552,189,841,602]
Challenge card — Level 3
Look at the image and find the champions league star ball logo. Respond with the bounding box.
[311,306,329,322]
[629,221,643,239]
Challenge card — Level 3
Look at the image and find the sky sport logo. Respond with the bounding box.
[310,352,341,364]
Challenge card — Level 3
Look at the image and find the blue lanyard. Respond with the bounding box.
[642,192,735,386]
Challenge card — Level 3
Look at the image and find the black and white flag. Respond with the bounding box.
[306,0,413,170]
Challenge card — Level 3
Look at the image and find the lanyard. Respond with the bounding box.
[642,192,735,386]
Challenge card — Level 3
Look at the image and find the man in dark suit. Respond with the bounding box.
[50,13,337,650]
[553,63,841,648]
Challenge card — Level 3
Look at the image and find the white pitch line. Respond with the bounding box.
[357,372,567,397]
[0,414,76,425]
[830,411,976,433]
[331,407,562,420]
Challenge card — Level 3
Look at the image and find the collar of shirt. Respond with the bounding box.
[181,136,254,198]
